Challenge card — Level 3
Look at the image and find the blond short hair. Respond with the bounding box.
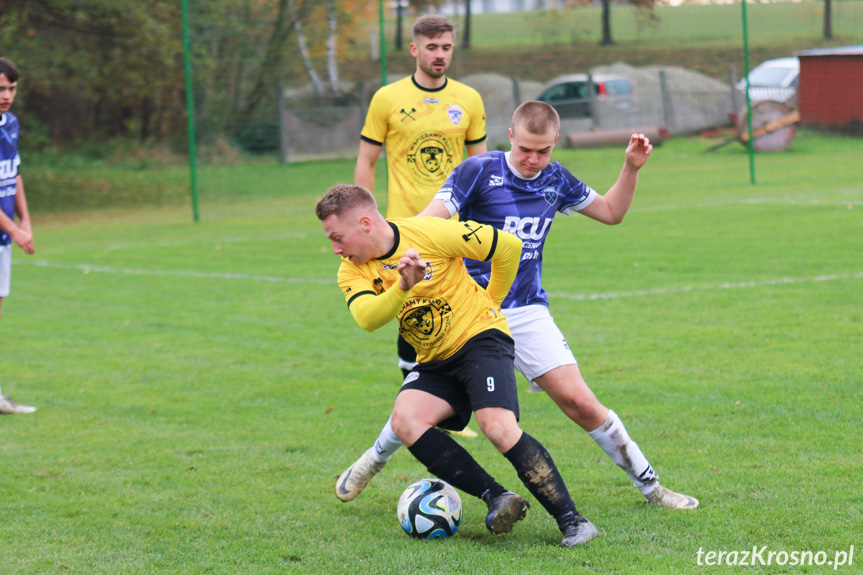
[512,101,560,136]
[315,184,377,221]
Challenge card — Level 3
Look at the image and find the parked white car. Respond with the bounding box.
[736,57,799,104]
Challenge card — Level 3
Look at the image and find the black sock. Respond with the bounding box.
[407,428,505,501]
[504,432,578,523]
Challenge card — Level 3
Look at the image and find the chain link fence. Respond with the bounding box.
[184,0,863,217]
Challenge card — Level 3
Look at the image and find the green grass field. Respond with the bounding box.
[2,131,861,573]
[460,2,863,49]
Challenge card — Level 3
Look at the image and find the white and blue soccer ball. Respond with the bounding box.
[397,478,462,539]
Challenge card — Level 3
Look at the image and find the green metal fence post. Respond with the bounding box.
[741,0,756,185]
[181,0,201,222]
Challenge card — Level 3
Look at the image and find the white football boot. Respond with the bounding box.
[335,448,387,502]
[644,484,700,509]
[0,395,36,415]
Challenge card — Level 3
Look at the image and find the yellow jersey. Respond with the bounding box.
[337,217,521,363]
[361,75,486,218]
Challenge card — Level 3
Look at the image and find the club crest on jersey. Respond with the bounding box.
[447,105,463,126]
[399,296,453,350]
[407,130,455,186]
[543,187,559,206]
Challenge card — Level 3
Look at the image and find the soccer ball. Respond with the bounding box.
[397,478,462,539]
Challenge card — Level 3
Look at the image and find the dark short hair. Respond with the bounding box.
[0,57,19,83]
[315,184,377,221]
[512,101,560,136]
[413,15,455,41]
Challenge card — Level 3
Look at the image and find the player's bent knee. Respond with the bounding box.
[475,408,521,452]
[390,410,428,446]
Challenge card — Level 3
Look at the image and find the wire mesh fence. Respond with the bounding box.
[183,0,863,219]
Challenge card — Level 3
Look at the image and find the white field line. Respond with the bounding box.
[15,260,863,296]
[549,272,863,301]
[104,232,309,251]
[15,260,333,285]
[629,195,863,214]
[34,232,311,256]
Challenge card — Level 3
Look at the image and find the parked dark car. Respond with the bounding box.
[537,73,638,118]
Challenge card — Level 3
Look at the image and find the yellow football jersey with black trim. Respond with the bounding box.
[337,217,521,363]
[361,75,486,218]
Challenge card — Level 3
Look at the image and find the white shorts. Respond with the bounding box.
[0,244,10,298]
[502,304,577,390]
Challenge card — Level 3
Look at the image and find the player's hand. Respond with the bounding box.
[397,248,426,291]
[11,227,34,255]
[625,133,652,170]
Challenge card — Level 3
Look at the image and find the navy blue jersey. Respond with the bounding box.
[0,112,21,246]
[434,150,597,309]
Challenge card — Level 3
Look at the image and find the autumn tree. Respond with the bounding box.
[0,0,375,148]
[0,0,184,144]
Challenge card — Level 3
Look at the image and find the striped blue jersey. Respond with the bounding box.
[0,112,21,246]
[433,150,597,309]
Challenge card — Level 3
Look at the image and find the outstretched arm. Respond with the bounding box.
[579,133,652,225]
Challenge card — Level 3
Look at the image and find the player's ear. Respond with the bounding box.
[358,215,372,233]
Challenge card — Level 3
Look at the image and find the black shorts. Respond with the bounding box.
[397,333,417,363]
[399,329,519,432]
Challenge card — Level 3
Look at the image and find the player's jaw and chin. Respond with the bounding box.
[509,130,558,179]
[413,32,453,83]
[417,56,449,81]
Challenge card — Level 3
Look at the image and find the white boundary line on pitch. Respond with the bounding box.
[102,232,309,251]
[34,232,311,256]
[629,195,863,214]
[549,272,863,301]
[15,260,863,295]
[15,260,333,285]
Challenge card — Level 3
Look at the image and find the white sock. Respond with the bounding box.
[371,414,403,463]
[588,409,659,494]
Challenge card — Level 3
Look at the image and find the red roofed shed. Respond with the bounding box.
[795,45,863,132]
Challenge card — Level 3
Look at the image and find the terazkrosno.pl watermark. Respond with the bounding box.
[696,546,854,569]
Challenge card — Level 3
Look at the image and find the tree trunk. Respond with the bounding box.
[293,6,325,96]
[231,1,254,125]
[395,0,404,50]
[463,0,472,49]
[601,0,614,46]
[823,0,833,39]
[242,0,297,120]
[326,0,339,93]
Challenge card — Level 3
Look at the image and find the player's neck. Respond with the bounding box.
[413,70,446,91]
[373,219,398,260]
